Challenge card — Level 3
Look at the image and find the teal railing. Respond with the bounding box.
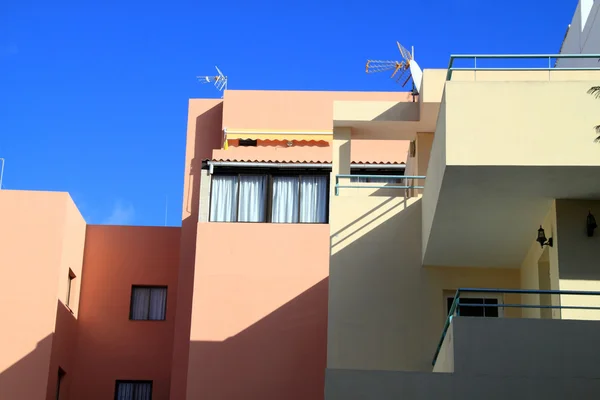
[446,54,600,80]
[334,174,426,196]
[432,287,600,367]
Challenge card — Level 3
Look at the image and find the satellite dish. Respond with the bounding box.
[366,42,423,97]
[197,66,228,94]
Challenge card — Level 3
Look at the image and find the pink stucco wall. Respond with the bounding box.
[211,139,410,164]
[70,225,180,400]
[175,90,411,400]
[223,90,413,131]
[187,223,330,399]
[170,98,224,400]
[0,190,86,400]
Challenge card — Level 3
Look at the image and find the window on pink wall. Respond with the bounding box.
[209,171,329,224]
[56,368,66,400]
[129,286,167,321]
[115,380,152,400]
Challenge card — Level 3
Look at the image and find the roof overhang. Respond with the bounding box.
[422,78,600,268]
[203,160,406,171]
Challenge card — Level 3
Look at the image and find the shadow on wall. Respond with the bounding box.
[329,195,430,371]
[0,335,54,400]
[186,278,329,400]
[0,300,76,400]
[170,102,228,400]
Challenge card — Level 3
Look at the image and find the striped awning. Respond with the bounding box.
[224,128,332,142]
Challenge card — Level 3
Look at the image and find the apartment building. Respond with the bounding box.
[3,58,600,400]
[2,9,600,400]
[557,0,599,66]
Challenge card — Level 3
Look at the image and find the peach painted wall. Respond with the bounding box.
[70,225,180,400]
[170,99,224,400]
[186,223,330,400]
[211,139,410,164]
[46,197,87,400]
[223,90,413,131]
[0,190,85,400]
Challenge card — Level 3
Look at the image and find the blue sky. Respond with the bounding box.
[0,0,579,226]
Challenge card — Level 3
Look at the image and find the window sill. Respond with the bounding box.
[61,302,74,315]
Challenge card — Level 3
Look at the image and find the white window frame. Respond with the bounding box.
[445,291,504,318]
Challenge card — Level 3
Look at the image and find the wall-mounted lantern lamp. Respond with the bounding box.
[587,211,597,237]
[536,225,553,248]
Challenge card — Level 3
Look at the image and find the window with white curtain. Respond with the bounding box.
[115,381,152,400]
[129,286,167,321]
[209,175,268,222]
[271,175,328,223]
[209,172,329,224]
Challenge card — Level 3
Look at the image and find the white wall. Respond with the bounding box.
[557,0,600,67]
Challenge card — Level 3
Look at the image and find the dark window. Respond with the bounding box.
[115,380,152,400]
[238,139,258,147]
[209,173,329,223]
[350,170,405,184]
[447,297,499,317]
[129,286,167,321]
[56,368,66,400]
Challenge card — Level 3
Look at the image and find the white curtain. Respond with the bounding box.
[238,175,267,222]
[116,383,134,400]
[130,287,150,320]
[134,383,152,400]
[272,176,300,223]
[350,176,368,183]
[148,287,167,320]
[116,382,152,400]
[300,176,328,223]
[210,175,238,222]
[131,287,167,320]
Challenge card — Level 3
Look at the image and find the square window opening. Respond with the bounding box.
[129,286,167,321]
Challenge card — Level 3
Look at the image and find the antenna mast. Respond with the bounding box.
[197,66,228,97]
[366,42,423,100]
[0,158,4,190]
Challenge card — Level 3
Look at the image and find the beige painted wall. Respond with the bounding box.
[0,190,86,400]
[520,202,561,319]
[332,317,600,400]
[444,80,600,167]
[421,93,446,259]
[556,199,600,320]
[328,194,520,372]
[415,133,434,177]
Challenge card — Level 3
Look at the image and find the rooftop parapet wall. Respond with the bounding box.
[222,90,412,133]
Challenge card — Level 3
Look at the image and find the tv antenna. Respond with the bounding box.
[197,66,228,95]
[366,42,423,101]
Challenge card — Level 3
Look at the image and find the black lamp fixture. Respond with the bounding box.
[587,210,597,237]
[536,225,553,248]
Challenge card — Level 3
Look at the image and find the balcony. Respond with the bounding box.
[422,54,600,268]
[334,174,426,197]
[432,288,600,373]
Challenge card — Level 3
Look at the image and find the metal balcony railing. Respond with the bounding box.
[446,54,600,80]
[334,175,426,196]
[432,288,600,367]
